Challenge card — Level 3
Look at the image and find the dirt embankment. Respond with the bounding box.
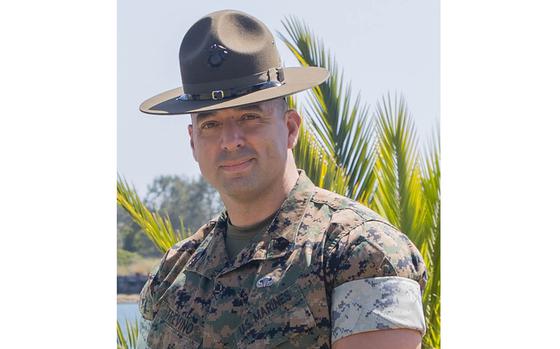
[117,294,141,303]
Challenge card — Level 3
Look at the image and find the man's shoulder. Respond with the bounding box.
[138,218,218,320]
[169,221,214,256]
[309,187,427,290]
[154,218,218,277]
[310,187,390,230]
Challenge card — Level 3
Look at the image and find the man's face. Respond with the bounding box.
[188,98,300,201]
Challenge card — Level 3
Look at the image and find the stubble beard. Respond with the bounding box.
[217,165,266,202]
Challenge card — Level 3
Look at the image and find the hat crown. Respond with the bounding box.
[179,10,282,94]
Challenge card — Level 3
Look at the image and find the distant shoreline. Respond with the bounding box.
[117,294,140,303]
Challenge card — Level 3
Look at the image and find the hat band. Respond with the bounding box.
[177,80,283,102]
[178,67,285,102]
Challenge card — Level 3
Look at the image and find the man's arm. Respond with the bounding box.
[333,329,422,349]
[325,220,428,347]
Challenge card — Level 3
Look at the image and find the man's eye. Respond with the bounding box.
[241,114,259,121]
[201,121,218,129]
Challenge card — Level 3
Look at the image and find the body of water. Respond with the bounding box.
[118,302,141,329]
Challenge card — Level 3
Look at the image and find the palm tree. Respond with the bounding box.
[280,17,440,349]
[117,16,440,349]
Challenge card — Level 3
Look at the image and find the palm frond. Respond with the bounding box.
[372,95,440,349]
[419,128,441,349]
[279,17,378,201]
[371,94,424,242]
[117,319,138,349]
[288,95,350,194]
[117,174,187,253]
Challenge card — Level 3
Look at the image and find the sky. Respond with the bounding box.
[117,0,439,198]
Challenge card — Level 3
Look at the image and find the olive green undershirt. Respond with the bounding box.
[225,211,277,260]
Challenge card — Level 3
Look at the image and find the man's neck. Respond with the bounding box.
[222,166,299,227]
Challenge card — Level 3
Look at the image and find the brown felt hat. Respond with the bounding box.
[139,10,329,115]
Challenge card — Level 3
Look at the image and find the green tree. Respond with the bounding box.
[144,175,223,234]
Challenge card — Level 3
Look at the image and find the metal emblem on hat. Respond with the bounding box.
[207,43,229,68]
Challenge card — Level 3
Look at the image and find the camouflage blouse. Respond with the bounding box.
[137,171,427,348]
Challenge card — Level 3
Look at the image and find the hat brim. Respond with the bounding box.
[139,66,329,115]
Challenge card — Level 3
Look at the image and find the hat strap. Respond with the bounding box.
[178,67,285,101]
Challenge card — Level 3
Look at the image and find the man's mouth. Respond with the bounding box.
[220,158,254,172]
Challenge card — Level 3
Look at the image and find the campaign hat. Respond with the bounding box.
[139,9,329,115]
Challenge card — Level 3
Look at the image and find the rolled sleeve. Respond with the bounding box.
[331,276,426,343]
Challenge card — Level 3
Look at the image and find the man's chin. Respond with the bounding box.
[219,176,263,200]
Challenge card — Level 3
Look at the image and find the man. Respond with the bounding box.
[137,9,427,349]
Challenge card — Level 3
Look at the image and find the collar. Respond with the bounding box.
[184,170,316,279]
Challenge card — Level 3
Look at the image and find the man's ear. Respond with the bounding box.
[285,109,301,149]
[188,124,198,162]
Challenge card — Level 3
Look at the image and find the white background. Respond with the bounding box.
[1,1,559,348]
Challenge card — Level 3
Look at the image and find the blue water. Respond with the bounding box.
[118,302,141,329]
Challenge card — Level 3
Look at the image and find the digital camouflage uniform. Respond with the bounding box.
[137,171,427,348]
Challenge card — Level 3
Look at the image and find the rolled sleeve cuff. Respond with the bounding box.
[331,276,426,343]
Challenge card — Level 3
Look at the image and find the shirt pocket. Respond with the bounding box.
[234,283,318,348]
[147,272,208,349]
[146,305,202,349]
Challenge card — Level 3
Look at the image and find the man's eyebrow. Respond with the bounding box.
[194,104,265,123]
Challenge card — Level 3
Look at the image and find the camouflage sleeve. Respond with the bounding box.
[136,252,170,349]
[136,315,152,349]
[138,250,171,321]
[325,220,428,343]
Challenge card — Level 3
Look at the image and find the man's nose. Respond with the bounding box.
[220,120,245,151]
